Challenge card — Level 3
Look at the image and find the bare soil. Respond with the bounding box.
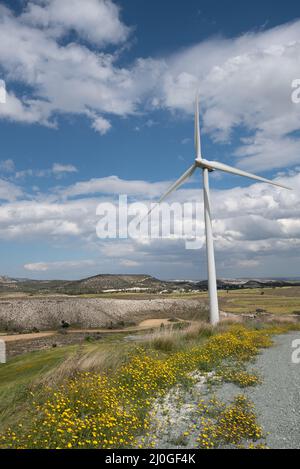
[0,297,207,333]
[2,318,193,357]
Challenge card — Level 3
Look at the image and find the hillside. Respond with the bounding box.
[0,297,206,332]
[0,274,299,295]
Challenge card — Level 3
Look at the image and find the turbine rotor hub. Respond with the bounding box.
[195,158,214,171]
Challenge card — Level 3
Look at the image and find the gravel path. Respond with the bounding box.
[217,332,300,449]
[141,331,300,449]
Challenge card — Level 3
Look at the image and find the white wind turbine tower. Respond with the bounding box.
[146,95,291,325]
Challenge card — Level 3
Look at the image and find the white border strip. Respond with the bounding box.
[0,340,6,364]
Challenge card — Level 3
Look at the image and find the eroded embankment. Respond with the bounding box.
[0,297,206,332]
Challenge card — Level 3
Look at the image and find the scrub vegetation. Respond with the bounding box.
[1,321,299,449]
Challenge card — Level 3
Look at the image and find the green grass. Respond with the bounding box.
[1,323,296,449]
[0,346,79,430]
[0,335,137,431]
[0,322,213,432]
[0,285,299,437]
[218,287,300,314]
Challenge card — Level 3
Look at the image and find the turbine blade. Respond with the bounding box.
[203,160,292,190]
[158,163,197,203]
[194,94,202,160]
[142,164,197,222]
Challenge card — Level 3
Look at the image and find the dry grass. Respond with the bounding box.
[142,321,215,352]
[39,322,216,385]
[2,324,292,449]
[219,287,300,315]
[139,315,300,354]
[41,343,132,386]
[39,321,214,384]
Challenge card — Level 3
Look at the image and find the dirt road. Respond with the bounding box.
[0,318,181,343]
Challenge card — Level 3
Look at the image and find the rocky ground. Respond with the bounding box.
[140,371,215,449]
[142,332,300,449]
[0,297,207,332]
[216,331,300,449]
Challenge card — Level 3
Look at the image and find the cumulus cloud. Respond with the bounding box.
[61,175,172,198]
[0,198,96,240]
[1,4,300,277]
[1,2,300,174]
[0,91,49,124]
[153,21,300,171]
[90,115,112,135]
[0,169,299,277]
[0,178,23,201]
[24,259,96,272]
[21,0,130,46]
[0,159,15,173]
[0,2,138,126]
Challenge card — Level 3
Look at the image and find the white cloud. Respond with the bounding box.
[0,170,298,278]
[24,262,49,272]
[0,3,140,127]
[154,21,300,171]
[0,178,23,201]
[120,259,140,267]
[14,163,78,179]
[61,175,171,198]
[21,0,130,46]
[237,259,260,268]
[52,163,78,175]
[0,91,49,124]
[90,115,112,135]
[0,198,96,240]
[1,2,300,174]
[0,5,300,277]
[0,159,15,173]
[24,259,96,272]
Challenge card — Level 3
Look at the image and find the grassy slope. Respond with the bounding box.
[0,325,203,432]
[0,334,134,431]
[2,323,299,449]
[0,287,299,439]
[0,346,78,429]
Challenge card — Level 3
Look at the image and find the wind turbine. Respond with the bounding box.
[145,96,291,325]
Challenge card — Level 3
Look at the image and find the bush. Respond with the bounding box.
[0,325,292,449]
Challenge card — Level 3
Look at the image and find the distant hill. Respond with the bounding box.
[0,274,299,295]
[52,274,201,295]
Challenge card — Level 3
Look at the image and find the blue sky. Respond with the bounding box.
[0,0,300,280]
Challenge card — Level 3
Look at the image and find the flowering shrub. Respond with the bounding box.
[218,367,260,387]
[0,325,290,449]
[197,395,264,449]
